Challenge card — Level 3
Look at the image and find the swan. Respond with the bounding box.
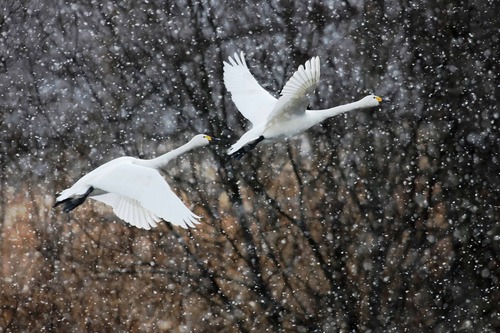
[53,134,216,230]
[223,52,382,159]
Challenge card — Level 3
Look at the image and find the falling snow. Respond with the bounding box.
[0,0,499,332]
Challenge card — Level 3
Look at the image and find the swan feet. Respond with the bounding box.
[230,136,265,160]
[54,186,94,213]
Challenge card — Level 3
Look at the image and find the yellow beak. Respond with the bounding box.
[204,135,220,142]
[375,96,382,103]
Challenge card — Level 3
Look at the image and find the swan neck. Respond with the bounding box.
[143,141,197,168]
[314,100,365,121]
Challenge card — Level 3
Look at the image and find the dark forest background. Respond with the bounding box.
[0,0,498,332]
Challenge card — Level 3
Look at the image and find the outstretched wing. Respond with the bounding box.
[91,163,200,229]
[223,51,277,125]
[92,193,162,230]
[267,56,321,122]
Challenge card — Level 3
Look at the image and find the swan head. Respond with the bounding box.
[359,94,382,107]
[189,134,218,147]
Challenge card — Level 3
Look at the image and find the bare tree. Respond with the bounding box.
[0,0,498,332]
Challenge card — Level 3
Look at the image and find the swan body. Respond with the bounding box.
[54,134,215,230]
[223,52,382,159]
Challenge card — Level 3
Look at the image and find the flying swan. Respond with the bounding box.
[54,134,216,230]
[223,52,382,159]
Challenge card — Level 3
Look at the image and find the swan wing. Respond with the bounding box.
[92,193,161,230]
[91,163,200,229]
[266,56,321,122]
[223,51,277,125]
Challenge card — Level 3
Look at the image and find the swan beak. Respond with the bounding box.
[375,96,382,103]
[205,135,220,142]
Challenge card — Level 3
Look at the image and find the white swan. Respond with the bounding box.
[54,134,216,230]
[223,52,382,159]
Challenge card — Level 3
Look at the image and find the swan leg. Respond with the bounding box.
[54,186,95,213]
[230,136,264,160]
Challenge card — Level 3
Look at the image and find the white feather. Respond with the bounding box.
[224,53,382,159]
[55,134,213,230]
[223,51,277,125]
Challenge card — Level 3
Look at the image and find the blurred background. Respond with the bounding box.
[0,0,498,332]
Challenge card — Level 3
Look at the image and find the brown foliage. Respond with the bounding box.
[1,0,499,332]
